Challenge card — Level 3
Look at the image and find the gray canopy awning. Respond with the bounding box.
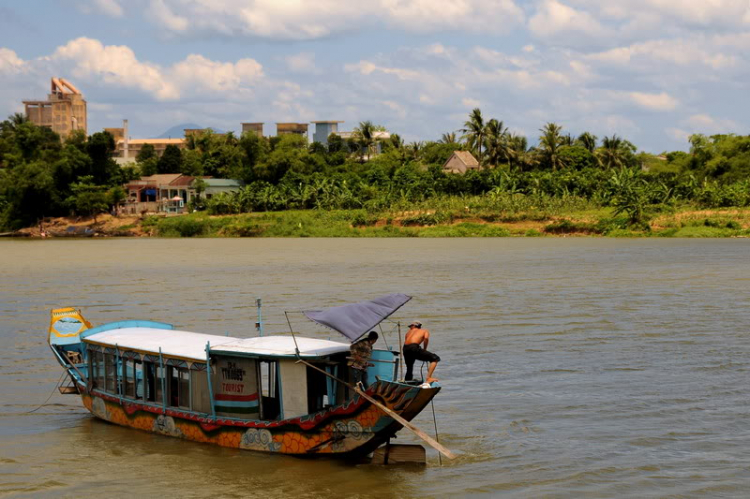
[304,294,412,342]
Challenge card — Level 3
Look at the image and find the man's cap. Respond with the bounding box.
[408,321,422,327]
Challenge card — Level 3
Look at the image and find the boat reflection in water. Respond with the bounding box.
[47,294,443,460]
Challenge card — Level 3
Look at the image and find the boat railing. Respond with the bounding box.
[80,320,174,341]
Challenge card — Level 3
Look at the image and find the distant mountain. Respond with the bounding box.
[156,123,226,138]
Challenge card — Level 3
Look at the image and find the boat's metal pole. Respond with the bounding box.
[115,343,123,405]
[158,347,166,415]
[256,298,264,337]
[205,341,216,421]
[285,311,300,356]
[397,322,403,381]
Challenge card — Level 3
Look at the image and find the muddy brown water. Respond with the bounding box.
[1,238,749,498]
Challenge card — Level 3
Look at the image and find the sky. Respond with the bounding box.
[1,0,749,152]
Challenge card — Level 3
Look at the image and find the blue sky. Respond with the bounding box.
[1,0,749,152]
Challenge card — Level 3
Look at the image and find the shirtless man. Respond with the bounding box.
[403,321,441,382]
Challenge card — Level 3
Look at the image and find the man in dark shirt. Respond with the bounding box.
[403,321,440,382]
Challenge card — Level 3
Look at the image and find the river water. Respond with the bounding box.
[1,238,749,498]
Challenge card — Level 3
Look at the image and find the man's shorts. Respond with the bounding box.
[403,344,441,363]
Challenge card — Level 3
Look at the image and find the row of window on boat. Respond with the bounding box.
[86,346,379,420]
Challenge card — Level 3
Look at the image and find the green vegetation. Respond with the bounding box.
[2,108,750,237]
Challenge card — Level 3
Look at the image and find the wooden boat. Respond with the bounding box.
[47,294,446,459]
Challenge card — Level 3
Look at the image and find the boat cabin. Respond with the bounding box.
[73,324,398,421]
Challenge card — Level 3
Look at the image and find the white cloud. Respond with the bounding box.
[0,48,25,74]
[628,91,678,111]
[380,0,524,33]
[48,38,263,101]
[594,0,750,29]
[462,98,481,108]
[171,54,263,94]
[52,38,179,100]
[682,114,739,134]
[146,0,524,40]
[285,53,318,74]
[382,100,406,119]
[529,0,606,39]
[150,0,189,32]
[344,61,423,81]
[666,127,690,143]
[91,0,123,17]
[587,37,739,70]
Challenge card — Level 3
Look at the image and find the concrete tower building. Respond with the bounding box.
[23,78,87,140]
[312,121,344,146]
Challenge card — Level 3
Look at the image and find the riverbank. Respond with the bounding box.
[12,207,750,238]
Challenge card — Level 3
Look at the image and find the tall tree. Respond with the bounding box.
[136,143,156,163]
[596,135,629,169]
[484,119,509,168]
[86,131,118,184]
[461,108,486,166]
[538,122,568,171]
[157,144,183,174]
[576,132,598,153]
[353,121,385,161]
[440,132,458,144]
[508,134,536,172]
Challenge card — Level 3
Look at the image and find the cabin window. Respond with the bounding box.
[123,358,143,399]
[144,362,164,404]
[168,366,191,410]
[104,353,118,394]
[307,364,330,414]
[90,349,104,389]
[190,369,210,414]
[258,360,280,420]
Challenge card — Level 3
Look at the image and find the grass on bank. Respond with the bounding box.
[141,205,750,238]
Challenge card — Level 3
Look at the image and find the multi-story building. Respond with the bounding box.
[242,123,264,136]
[106,120,186,163]
[276,123,309,138]
[23,78,87,140]
[312,121,344,146]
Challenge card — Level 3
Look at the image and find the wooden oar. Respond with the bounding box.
[297,359,457,460]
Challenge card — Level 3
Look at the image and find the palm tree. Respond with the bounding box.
[353,121,376,161]
[1,112,28,133]
[224,131,238,146]
[561,133,573,146]
[483,119,509,168]
[461,108,486,166]
[440,132,458,144]
[389,133,404,150]
[10,112,27,126]
[596,135,628,169]
[508,134,537,172]
[576,132,598,153]
[538,122,568,171]
[406,141,424,161]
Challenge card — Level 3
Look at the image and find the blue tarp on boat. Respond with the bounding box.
[304,293,412,342]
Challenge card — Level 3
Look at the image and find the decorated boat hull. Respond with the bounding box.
[75,378,439,456]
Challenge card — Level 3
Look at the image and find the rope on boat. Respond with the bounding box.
[18,370,67,414]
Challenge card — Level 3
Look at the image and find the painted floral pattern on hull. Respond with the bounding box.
[78,381,434,456]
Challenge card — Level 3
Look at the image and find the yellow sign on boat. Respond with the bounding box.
[49,307,91,338]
